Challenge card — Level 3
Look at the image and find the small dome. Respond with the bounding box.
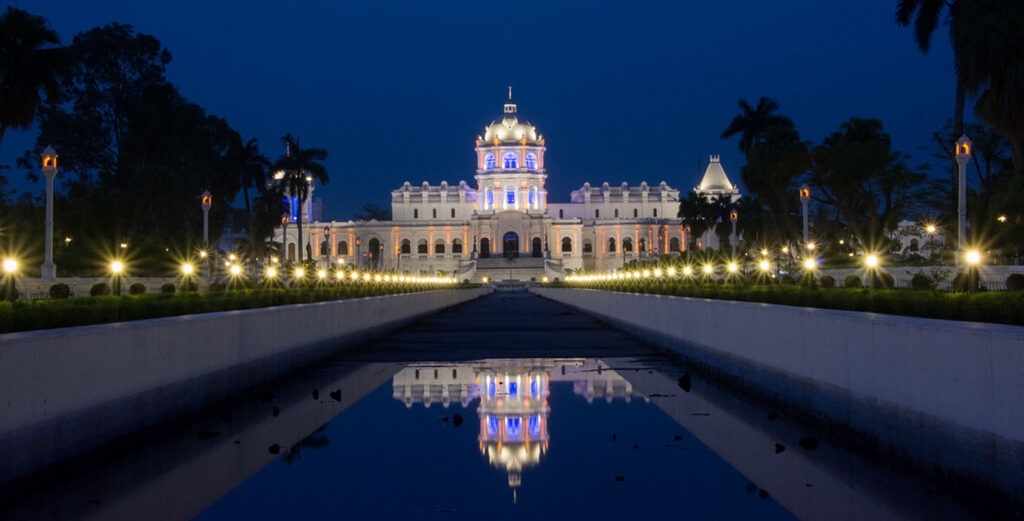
[478,99,544,146]
[696,155,737,193]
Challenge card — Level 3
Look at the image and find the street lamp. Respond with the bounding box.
[201,189,212,248]
[3,258,17,301]
[729,211,738,258]
[111,260,124,296]
[40,146,59,280]
[955,135,972,269]
[965,249,981,293]
[865,254,880,289]
[799,185,811,247]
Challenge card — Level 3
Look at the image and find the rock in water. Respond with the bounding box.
[452,414,464,427]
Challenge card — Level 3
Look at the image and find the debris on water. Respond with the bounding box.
[678,373,691,392]
[799,437,819,451]
[758,489,771,500]
[746,482,758,493]
[691,412,710,416]
[329,389,342,402]
[234,440,241,444]
[272,406,280,417]
[268,444,281,454]
[633,444,639,449]
[614,476,625,482]
[311,389,319,400]
[197,430,219,440]
[806,483,814,487]
[611,433,617,441]
[647,393,675,397]
[674,435,683,441]
[452,413,464,427]
[775,443,786,454]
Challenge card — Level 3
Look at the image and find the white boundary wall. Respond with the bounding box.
[531,287,1024,442]
[0,288,489,482]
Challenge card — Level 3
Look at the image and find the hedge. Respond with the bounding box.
[549,280,1024,326]
[0,284,466,334]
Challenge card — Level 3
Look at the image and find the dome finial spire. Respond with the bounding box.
[504,86,516,114]
[508,85,513,101]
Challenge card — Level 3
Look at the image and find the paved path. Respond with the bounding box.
[354,290,657,361]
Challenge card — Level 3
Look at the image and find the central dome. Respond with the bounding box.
[479,99,544,146]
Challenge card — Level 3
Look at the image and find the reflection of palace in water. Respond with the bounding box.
[392,358,647,489]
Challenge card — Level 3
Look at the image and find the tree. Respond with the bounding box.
[272,134,328,263]
[227,138,270,258]
[738,121,810,245]
[808,118,926,246]
[720,97,794,154]
[677,192,713,252]
[0,7,67,153]
[353,203,391,221]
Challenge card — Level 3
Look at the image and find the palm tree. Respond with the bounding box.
[228,138,271,258]
[720,97,793,155]
[272,134,328,263]
[895,0,967,196]
[0,7,66,152]
[678,192,714,253]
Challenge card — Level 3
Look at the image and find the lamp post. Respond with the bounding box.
[799,185,810,247]
[355,237,362,268]
[3,258,17,301]
[729,211,738,258]
[201,190,212,247]
[956,135,972,269]
[40,146,58,280]
[111,261,123,296]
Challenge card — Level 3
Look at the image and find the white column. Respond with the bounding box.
[41,167,57,280]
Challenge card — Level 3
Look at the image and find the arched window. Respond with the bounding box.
[559,209,564,218]
[595,209,600,218]
[633,208,638,217]
[484,153,496,169]
[583,240,593,254]
[430,208,435,218]
[623,238,633,253]
[450,208,455,218]
[669,237,680,252]
[525,152,537,169]
[287,243,296,261]
[528,188,536,206]
[480,237,491,257]
[400,239,411,254]
[452,239,463,254]
[414,208,419,219]
[435,241,445,254]
[503,152,518,169]
[561,237,572,253]
[608,238,617,252]
[486,190,494,208]
[507,189,515,206]
[320,240,329,256]
[653,208,658,217]
[417,239,428,254]
[338,240,349,256]
[639,238,646,252]
[614,209,619,218]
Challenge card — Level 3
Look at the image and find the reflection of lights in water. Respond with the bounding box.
[391,358,647,494]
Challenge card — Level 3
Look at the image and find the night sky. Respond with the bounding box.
[2,0,956,221]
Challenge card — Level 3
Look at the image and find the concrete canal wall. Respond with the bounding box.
[531,287,1024,443]
[0,287,489,483]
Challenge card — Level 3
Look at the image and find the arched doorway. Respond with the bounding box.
[531,237,542,257]
[368,238,381,267]
[503,232,519,258]
[480,238,490,258]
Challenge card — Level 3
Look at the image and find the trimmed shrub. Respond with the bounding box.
[779,275,796,285]
[1006,273,1024,291]
[870,272,895,289]
[180,280,198,292]
[911,273,936,290]
[209,282,226,292]
[49,283,72,299]
[819,275,835,289]
[129,283,146,295]
[161,283,176,294]
[90,282,110,296]
[844,275,862,288]
[952,273,969,292]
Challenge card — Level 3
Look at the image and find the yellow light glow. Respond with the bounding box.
[683,266,693,276]
[760,249,768,256]
[230,265,241,275]
[266,267,277,278]
[782,247,789,254]
[363,273,371,281]
[667,267,676,276]
[642,270,651,278]
[839,239,844,245]
[926,224,937,234]
[317,270,326,279]
[199,250,207,258]
[3,259,17,274]
[965,250,981,265]
[482,277,489,283]
[703,265,713,274]
[111,261,124,274]
[120,243,127,249]
[865,255,879,268]
[182,263,194,275]
[295,268,305,278]
[228,254,236,261]
[997,215,1007,223]
[727,263,738,273]
[759,260,770,271]
[336,271,344,280]
[351,272,359,280]
[803,259,816,270]
[807,242,816,251]
[542,276,549,282]
[654,269,663,277]
[375,275,382,281]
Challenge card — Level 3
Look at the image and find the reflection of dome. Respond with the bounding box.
[478,98,544,146]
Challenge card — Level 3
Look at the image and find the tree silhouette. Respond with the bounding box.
[720,97,793,155]
[273,134,328,263]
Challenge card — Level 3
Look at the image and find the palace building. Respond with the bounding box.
[276,94,739,281]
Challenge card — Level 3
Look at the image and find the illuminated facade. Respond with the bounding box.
[277,94,739,280]
[391,358,645,490]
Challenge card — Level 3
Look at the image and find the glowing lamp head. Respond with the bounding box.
[760,249,768,256]
[730,211,738,223]
[807,242,816,251]
[997,215,1007,223]
[41,146,58,169]
[335,271,344,280]
[542,276,549,282]
[667,267,676,276]
[363,273,370,281]
[956,135,972,158]
[683,266,693,276]
[759,260,770,271]
[317,270,326,279]
[3,259,17,274]
[200,189,212,210]
[926,224,937,234]
[351,272,359,280]
[482,277,489,283]
[803,258,816,270]
[799,185,810,202]
[642,270,651,278]
[199,250,207,258]
[182,263,194,275]
[865,255,879,268]
[229,265,241,276]
[727,262,738,273]
[654,269,663,277]
[266,267,277,278]
[228,254,236,261]
[703,264,713,274]
[782,246,789,254]
[965,250,981,265]
[111,261,124,274]
[294,268,305,278]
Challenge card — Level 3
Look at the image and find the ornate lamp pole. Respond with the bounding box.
[201,190,212,248]
[40,146,58,280]
[729,210,738,258]
[799,185,811,248]
[955,135,972,269]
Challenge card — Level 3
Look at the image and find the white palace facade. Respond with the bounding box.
[276,95,739,281]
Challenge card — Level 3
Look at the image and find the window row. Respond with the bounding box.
[603,237,681,253]
[482,187,540,210]
[483,151,538,170]
[399,238,465,255]
[411,208,458,219]
[594,208,659,218]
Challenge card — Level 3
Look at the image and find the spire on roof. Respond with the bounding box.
[504,86,516,114]
[695,155,739,198]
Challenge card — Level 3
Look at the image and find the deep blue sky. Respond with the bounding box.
[2,0,956,220]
